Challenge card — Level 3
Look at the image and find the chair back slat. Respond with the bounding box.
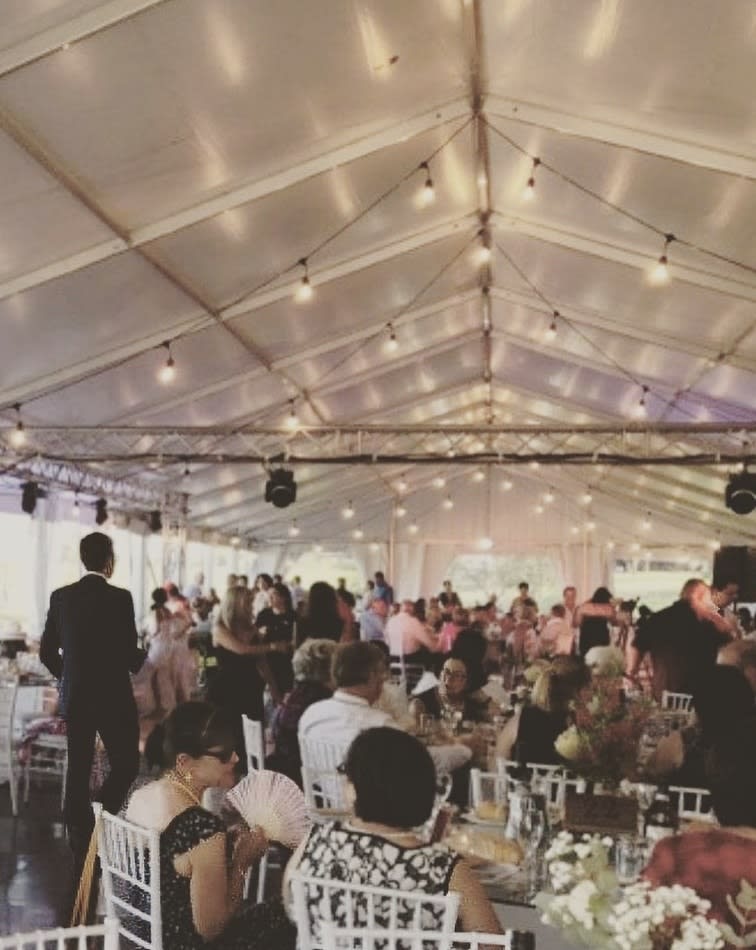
[668,784,714,821]
[660,691,693,712]
[242,715,265,772]
[299,738,350,814]
[96,808,163,950]
[290,873,460,950]
[0,918,119,950]
[321,926,520,950]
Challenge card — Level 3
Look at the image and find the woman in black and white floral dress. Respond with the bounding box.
[283,727,501,937]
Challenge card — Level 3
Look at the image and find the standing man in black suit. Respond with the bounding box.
[40,531,145,894]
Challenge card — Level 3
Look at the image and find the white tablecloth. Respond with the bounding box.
[495,902,573,950]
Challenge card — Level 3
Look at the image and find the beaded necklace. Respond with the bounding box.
[167,770,203,808]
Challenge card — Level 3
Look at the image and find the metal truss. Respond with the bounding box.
[4,423,754,469]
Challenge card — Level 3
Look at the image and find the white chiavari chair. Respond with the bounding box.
[0,918,119,950]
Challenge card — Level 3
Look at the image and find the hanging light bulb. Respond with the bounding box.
[544,310,558,342]
[295,258,314,302]
[633,385,649,419]
[606,540,615,550]
[529,461,540,470]
[543,489,555,504]
[395,503,407,518]
[408,521,419,535]
[10,404,26,448]
[432,476,446,489]
[285,399,299,430]
[631,541,641,552]
[709,538,721,551]
[585,520,596,532]
[570,525,580,536]
[476,231,492,265]
[352,527,364,540]
[384,322,399,353]
[231,533,241,546]
[641,512,652,531]
[500,478,513,491]
[369,542,379,552]
[418,161,435,206]
[649,233,674,285]
[442,495,454,510]
[341,500,355,519]
[534,504,544,515]
[472,469,485,483]
[581,490,593,505]
[314,543,323,553]
[396,476,408,494]
[158,341,176,384]
[522,157,540,200]
[479,537,494,551]
[288,521,300,537]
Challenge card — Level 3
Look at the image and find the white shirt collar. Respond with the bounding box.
[83,571,109,580]
[333,690,370,707]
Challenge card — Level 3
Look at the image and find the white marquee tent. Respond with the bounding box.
[0,0,754,613]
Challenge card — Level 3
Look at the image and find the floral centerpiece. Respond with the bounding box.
[554,673,654,789]
[535,831,726,949]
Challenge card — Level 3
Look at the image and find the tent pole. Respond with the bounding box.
[388,507,396,591]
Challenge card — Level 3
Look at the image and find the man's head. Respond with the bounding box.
[237,575,249,588]
[551,603,567,619]
[718,639,756,696]
[563,586,577,607]
[337,577,346,590]
[293,575,301,585]
[80,532,114,576]
[370,598,388,618]
[400,599,415,616]
[518,582,529,594]
[332,641,387,705]
[680,578,710,608]
[374,571,385,585]
[226,573,237,589]
[443,580,452,591]
[712,581,739,608]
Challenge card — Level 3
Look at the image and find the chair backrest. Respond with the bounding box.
[0,681,18,782]
[299,736,350,814]
[242,714,265,772]
[661,691,693,712]
[290,873,460,950]
[96,807,163,950]
[321,926,520,950]
[0,918,119,950]
[668,785,714,822]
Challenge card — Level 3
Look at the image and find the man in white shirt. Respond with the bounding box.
[298,641,397,750]
[384,600,441,658]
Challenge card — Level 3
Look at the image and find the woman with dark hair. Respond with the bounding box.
[449,627,490,692]
[575,586,616,658]
[255,583,295,697]
[410,657,491,725]
[284,727,501,935]
[335,588,359,642]
[298,582,345,643]
[126,702,295,950]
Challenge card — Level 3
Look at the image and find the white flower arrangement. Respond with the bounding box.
[535,832,725,950]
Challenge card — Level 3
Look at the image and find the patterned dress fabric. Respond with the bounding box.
[159,806,295,950]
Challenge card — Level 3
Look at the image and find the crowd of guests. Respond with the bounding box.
[35,536,756,949]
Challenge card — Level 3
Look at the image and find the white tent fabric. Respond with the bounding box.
[0,0,754,569]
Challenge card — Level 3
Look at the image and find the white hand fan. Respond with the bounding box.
[226,770,310,849]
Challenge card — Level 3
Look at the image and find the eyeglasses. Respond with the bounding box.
[336,762,347,775]
[202,747,236,763]
[442,670,467,680]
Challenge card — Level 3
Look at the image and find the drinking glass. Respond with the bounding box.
[435,771,453,804]
[615,836,647,884]
[518,801,546,859]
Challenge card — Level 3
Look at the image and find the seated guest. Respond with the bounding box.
[297,641,396,750]
[284,727,501,936]
[439,606,468,653]
[266,639,336,785]
[497,656,589,764]
[127,702,295,950]
[410,657,491,725]
[643,720,756,925]
[450,627,493,696]
[575,587,616,658]
[384,600,441,663]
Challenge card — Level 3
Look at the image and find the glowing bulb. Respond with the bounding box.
[288,523,300,537]
[10,421,26,448]
[314,543,323,553]
[606,540,615,550]
[479,537,494,551]
[385,322,399,353]
[295,275,313,302]
[369,542,379,552]
[633,387,649,419]
[352,528,364,540]
[581,491,593,505]
[395,504,407,518]
[442,496,454,510]
[529,461,540,470]
[477,243,492,265]
[631,542,641,552]
[285,402,299,429]
[641,514,652,531]
[408,522,419,535]
[342,501,355,519]
[158,354,176,384]
[543,490,555,504]
[396,477,408,493]
[710,539,721,551]
[585,520,596,532]
[545,311,558,341]
[432,476,446,489]
[231,534,240,546]
[570,525,580,535]
[534,504,544,515]
[522,176,536,200]
[650,255,669,285]
[472,469,485,483]
[500,479,513,491]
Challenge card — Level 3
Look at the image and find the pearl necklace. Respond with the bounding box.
[167,770,203,808]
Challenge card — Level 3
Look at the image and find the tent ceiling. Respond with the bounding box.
[1,0,754,548]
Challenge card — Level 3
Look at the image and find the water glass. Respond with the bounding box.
[518,801,546,858]
[615,835,648,884]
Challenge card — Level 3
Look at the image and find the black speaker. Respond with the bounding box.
[713,546,756,602]
[264,469,297,508]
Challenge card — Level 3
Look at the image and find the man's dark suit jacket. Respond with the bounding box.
[40,573,145,718]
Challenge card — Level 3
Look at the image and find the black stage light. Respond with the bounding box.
[21,481,39,515]
[264,468,297,508]
[725,470,756,515]
[95,497,109,525]
[149,509,163,533]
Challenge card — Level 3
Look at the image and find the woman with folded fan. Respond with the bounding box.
[126,702,295,950]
